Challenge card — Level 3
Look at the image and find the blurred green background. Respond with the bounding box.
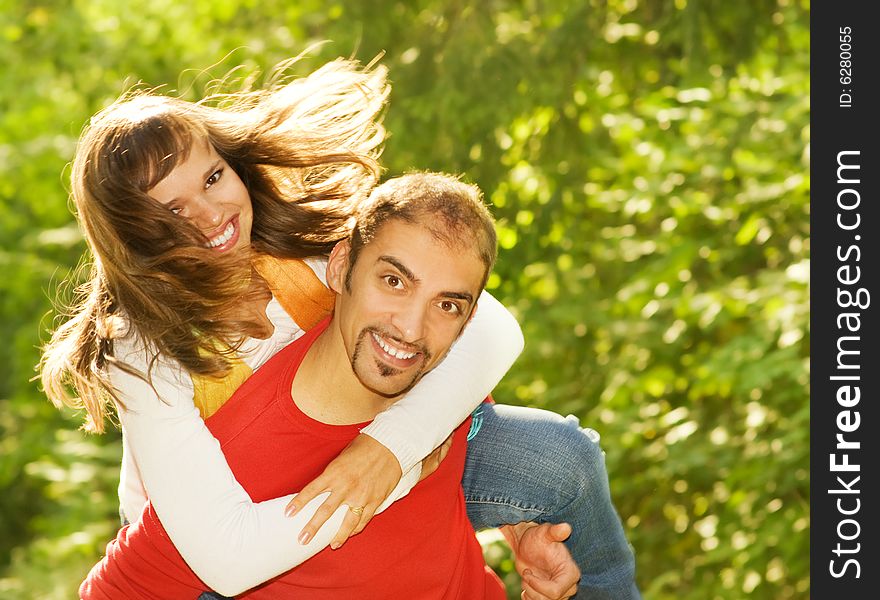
[0,0,809,598]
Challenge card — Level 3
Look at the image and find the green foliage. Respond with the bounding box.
[1,0,809,598]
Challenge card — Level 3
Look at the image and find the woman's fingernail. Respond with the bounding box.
[287,506,297,516]
[330,542,339,550]
[298,531,311,545]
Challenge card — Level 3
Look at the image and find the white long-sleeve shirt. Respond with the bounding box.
[110,257,523,596]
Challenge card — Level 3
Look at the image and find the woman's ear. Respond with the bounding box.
[326,240,351,293]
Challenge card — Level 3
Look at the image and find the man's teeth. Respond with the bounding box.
[206,222,235,248]
[372,332,416,360]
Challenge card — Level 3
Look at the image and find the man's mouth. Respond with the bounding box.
[369,331,422,366]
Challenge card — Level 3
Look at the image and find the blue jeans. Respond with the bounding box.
[462,403,640,599]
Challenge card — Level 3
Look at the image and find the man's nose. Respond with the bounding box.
[391,302,427,343]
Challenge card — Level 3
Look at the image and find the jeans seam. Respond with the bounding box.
[464,497,548,516]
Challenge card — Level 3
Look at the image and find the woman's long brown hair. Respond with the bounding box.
[39,57,387,432]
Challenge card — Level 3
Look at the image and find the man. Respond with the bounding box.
[80,172,580,599]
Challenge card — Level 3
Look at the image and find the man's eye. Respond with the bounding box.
[169,206,183,216]
[384,275,403,289]
[205,169,223,188]
[439,300,461,315]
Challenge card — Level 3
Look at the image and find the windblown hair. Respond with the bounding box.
[40,57,388,432]
[347,172,498,292]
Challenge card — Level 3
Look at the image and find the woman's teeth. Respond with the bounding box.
[206,222,234,248]
[372,332,417,360]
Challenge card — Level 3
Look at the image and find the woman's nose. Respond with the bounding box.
[191,196,223,229]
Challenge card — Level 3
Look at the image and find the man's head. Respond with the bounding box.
[326,172,497,398]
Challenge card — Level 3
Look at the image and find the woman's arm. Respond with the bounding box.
[111,338,418,596]
[113,267,522,593]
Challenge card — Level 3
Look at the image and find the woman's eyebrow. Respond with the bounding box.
[202,160,222,182]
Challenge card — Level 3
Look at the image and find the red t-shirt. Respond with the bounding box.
[80,318,505,599]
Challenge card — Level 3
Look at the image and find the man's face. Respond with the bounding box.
[327,219,486,398]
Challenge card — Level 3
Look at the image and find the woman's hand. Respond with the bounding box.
[285,434,400,548]
[285,432,453,549]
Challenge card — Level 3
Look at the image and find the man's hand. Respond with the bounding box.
[500,522,580,600]
[285,434,401,549]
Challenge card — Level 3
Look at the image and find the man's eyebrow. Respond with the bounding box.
[441,291,474,304]
[378,256,420,283]
[378,256,474,304]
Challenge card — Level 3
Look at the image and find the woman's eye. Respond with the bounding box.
[384,275,403,289]
[169,206,183,216]
[205,168,223,188]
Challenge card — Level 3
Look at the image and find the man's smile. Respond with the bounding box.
[368,330,424,368]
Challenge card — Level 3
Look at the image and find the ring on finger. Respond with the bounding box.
[348,505,365,516]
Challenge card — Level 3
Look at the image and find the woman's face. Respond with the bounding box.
[148,140,253,253]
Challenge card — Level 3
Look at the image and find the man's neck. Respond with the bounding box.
[291,318,394,425]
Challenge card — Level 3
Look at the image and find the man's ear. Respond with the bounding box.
[326,239,351,293]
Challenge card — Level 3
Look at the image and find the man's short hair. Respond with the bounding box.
[346,172,497,290]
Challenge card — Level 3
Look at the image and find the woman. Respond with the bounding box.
[41,57,637,599]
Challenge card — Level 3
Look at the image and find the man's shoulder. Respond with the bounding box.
[206,317,330,436]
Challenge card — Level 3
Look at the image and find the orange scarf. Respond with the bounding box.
[191,256,335,419]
